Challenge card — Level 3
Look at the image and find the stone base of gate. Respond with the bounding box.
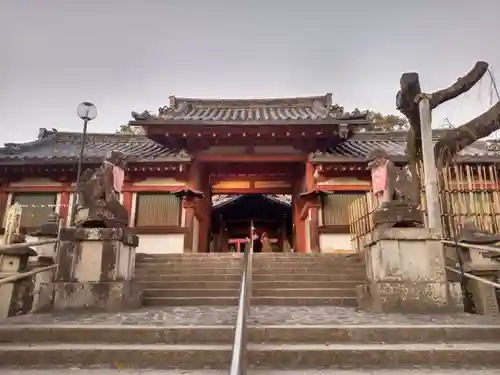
[36,227,141,312]
[37,280,141,312]
[356,227,463,313]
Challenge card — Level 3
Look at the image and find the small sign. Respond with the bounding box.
[371,164,388,194]
[3,203,22,245]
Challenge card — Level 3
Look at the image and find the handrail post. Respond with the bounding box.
[452,237,475,313]
[229,220,254,375]
[443,238,500,316]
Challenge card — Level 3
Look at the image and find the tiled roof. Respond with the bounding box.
[311,130,500,163]
[2,128,499,166]
[131,94,370,126]
[0,129,190,165]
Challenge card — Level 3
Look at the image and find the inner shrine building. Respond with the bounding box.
[1,93,499,254]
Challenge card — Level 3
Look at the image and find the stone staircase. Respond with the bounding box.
[252,252,364,306]
[1,317,500,369]
[1,252,500,370]
[134,253,243,306]
[134,252,365,307]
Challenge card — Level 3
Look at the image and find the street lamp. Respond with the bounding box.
[70,102,97,225]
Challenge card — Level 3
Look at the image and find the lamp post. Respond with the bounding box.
[70,102,97,226]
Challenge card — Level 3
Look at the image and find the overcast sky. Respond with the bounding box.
[1,0,499,144]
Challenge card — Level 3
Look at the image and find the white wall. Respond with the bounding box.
[135,234,184,254]
[320,233,355,253]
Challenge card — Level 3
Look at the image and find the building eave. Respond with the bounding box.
[129,118,371,127]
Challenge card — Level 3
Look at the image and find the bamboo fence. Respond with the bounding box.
[348,163,500,252]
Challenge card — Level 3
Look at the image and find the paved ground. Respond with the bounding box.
[2,370,500,374]
[2,306,500,326]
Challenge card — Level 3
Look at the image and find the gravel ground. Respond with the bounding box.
[1,306,499,326]
[2,369,500,375]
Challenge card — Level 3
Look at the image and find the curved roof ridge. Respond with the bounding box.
[1,132,58,153]
[50,130,150,140]
[170,94,332,108]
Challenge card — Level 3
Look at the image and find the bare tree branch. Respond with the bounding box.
[396,61,490,166]
[429,61,489,109]
[434,100,500,166]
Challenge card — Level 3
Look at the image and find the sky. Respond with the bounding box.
[1,0,500,144]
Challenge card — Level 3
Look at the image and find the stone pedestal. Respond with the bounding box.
[356,228,463,313]
[38,227,140,312]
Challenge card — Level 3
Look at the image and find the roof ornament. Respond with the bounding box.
[486,140,500,151]
[131,110,153,121]
[312,100,329,118]
[327,103,345,116]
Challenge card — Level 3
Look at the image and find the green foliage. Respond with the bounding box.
[116,124,141,134]
[366,110,409,131]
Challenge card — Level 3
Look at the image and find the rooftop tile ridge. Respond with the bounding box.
[1,132,59,154]
[170,94,332,107]
[52,131,151,143]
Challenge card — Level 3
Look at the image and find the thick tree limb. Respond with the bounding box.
[429,61,489,109]
[396,61,490,166]
[434,100,500,167]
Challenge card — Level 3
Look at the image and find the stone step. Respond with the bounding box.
[252,288,356,298]
[252,274,366,282]
[142,297,238,306]
[134,274,242,282]
[2,324,500,344]
[135,267,364,276]
[251,263,364,270]
[136,254,362,262]
[135,274,365,283]
[141,288,357,299]
[142,288,239,298]
[136,280,363,290]
[251,296,358,306]
[135,268,243,275]
[136,256,244,262]
[136,261,361,268]
[1,342,499,369]
[253,269,365,275]
[135,275,364,284]
[136,254,244,259]
[136,261,244,268]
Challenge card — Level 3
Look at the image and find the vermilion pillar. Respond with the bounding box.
[305,160,320,252]
[58,183,71,226]
[292,180,306,253]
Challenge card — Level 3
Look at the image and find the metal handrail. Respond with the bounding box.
[443,235,500,313]
[445,264,500,289]
[0,239,59,251]
[0,264,58,285]
[229,220,254,375]
[441,240,500,254]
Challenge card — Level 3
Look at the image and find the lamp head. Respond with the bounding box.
[77,102,97,121]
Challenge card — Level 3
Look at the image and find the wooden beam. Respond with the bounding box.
[198,154,307,162]
[212,187,292,194]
